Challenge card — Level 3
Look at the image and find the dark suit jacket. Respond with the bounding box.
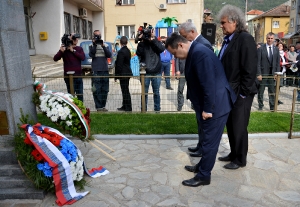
[257,44,280,75]
[195,35,213,51]
[185,41,236,121]
[219,31,258,96]
[115,46,133,76]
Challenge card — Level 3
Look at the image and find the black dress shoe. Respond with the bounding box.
[117,107,125,111]
[189,151,202,157]
[223,162,244,170]
[182,177,210,187]
[188,146,199,152]
[278,100,284,105]
[184,165,199,173]
[218,155,231,162]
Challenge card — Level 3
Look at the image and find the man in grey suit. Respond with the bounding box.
[178,22,213,158]
[257,32,280,110]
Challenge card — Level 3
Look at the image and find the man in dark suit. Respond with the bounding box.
[178,21,213,158]
[115,36,133,111]
[217,5,258,169]
[166,33,236,186]
[257,32,280,110]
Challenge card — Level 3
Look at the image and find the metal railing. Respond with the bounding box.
[34,73,300,113]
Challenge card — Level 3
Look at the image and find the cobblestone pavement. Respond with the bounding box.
[1,136,300,207]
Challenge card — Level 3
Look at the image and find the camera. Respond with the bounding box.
[61,33,80,47]
[135,23,153,43]
[93,35,103,45]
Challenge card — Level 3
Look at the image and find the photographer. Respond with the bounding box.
[53,33,85,102]
[136,25,165,112]
[89,30,112,112]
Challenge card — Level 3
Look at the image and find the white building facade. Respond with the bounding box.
[23,0,104,56]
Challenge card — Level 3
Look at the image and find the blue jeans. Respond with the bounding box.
[64,77,83,102]
[144,73,161,111]
[298,73,300,101]
[161,62,171,88]
[92,71,109,109]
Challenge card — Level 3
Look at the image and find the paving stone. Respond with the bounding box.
[238,185,265,201]
[253,160,276,170]
[125,200,150,207]
[151,185,174,196]
[6,137,300,207]
[243,168,280,190]
[288,151,300,165]
[128,172,151,179]
[153,172,167,185]
[253,152,273,161]
[268,146,291,162]
[156,197,186,206]
[122,186,137,199]
[274,191,300,202]
[133,163,161,172]
[140,192,160,205]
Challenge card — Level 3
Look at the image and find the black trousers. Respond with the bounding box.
[226,94,254,166]
[119,77,132,111]
[257,78,275,110]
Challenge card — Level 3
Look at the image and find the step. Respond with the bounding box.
[0,187,45,200]
[0,148,18,165]
[33,66,64,77]
[0,176,35,189]
[0,164,24,176]
[32,62,63,71]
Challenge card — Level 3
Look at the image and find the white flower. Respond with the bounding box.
[51,108,58,116]
[70,162,76,168]
[66,121,72,126]
[68,114,72,119]
[46,110,52,118]
[50,115,58,122]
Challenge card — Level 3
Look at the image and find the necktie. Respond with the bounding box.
[269,46,273,63]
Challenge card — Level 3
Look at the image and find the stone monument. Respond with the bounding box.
[0,0,37,140]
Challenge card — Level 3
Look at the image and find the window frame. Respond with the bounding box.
[117,25,135,39]
[116,0,134,5]
[291,18,294,28]
[81,19,87,39]
[166,0,186,4]
[272,21,280,29]
[73,15,81,35]
[64,12,71,34]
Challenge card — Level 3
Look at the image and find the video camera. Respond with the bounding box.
[135,23,153,43]
[61,33,80,47]
[93,34,103,45]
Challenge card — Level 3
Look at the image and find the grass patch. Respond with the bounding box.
[37,111,294,135]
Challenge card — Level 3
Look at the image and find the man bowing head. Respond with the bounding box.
[165,33,236,187]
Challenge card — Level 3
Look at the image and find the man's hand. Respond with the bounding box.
[274,74,277,80]
[202,112,212,120]
[257,75,262,81]
[175,71,181,79]
[60,44,65,52]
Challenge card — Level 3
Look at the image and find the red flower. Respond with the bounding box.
[51,137,61,146]
[31,149,44,161]
[24,137,33,146]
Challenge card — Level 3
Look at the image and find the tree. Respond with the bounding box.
[161,17,178,27]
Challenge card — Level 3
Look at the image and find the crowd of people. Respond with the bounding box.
[53,4,300,187]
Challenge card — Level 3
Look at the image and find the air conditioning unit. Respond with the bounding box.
[159,4,167,10]
[79,8,87,18]
[187,19,193,23]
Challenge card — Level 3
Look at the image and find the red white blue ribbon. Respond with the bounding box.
[23,124,109,206]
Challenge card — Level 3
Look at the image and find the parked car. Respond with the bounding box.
[80,41,115,74]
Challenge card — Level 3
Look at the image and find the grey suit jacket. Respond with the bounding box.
[257,44,280,75]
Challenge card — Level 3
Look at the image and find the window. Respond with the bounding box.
[167,0,186,3]
[291,18,294,28]
[88,21,93,40]
[73,16,80,35]
[81,19,87,39]
[64,13,71,34]
[117,25,135,38]
[116,0,134,5]
[272,21,279,28]
[292,0,296,9]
